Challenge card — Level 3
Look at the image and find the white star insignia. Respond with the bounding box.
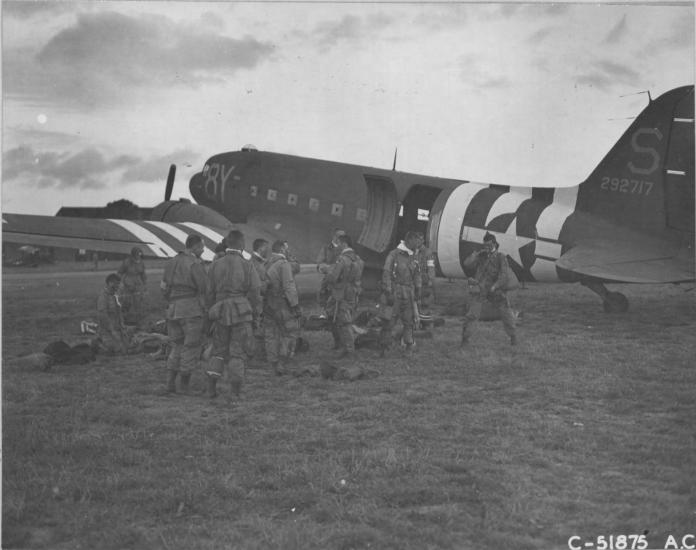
[461,218,534,267]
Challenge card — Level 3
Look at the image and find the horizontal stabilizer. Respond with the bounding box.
[557,238,694,283]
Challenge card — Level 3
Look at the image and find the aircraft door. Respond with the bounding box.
[358,175,399,253]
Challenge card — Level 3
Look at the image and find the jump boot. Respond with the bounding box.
[206,375,218,399]
[179,373,191,394]
[166,370,178,394]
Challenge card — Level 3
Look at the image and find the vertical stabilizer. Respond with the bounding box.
[575,86,694,236]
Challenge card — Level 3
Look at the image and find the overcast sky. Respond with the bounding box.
[2,1,693,215]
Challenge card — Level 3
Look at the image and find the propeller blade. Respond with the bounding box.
[165,164,176,201]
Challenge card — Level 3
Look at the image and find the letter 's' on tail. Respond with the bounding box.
[575,86,694,236]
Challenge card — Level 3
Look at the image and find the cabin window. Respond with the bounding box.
[309,198,320,212]
[250,185,258,197]
[356,208,367,221]
[288,193,298,206]
[417,208,430,221]
[267,189,277,201]
[331,203,343,217]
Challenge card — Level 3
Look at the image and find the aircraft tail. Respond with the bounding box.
[575,86,694,236]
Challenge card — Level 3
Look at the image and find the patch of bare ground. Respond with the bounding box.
[3,272,695,549]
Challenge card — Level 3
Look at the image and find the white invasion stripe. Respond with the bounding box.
[530,258,559,282]
[535,186,579,241]
[437,183,486,278]
[673,118,694,123]
[179,222,225,245]
[179,222,252,260]
[108,219,176,258]
[485,188,532,226]
[145,221,215,262]
[535,240,562,259]
[666,169,686,176]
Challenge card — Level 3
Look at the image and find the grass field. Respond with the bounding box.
[2,268,695,549]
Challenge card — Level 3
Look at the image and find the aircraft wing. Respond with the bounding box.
[556,237,695,284]
[2,213,238,262]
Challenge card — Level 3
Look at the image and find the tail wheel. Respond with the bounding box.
[603,291,629,313]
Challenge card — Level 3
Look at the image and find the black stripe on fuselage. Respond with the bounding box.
[462,187,506,229]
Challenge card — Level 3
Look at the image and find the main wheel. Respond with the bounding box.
[603,291,629,313]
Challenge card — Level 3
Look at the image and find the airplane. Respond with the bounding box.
[3,85,693,312]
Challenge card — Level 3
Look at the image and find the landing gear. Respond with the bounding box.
[581,280,629,313]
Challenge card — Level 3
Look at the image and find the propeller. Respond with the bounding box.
[164,164,176,201]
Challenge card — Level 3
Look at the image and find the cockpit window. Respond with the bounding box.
[202,164,209,176]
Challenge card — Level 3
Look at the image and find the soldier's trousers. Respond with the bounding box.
[167,316,204,374]
[207,321,254,386]
[263,314,300,364]
[328,298,356,352]
[462,293,516,341]
[380,295,415,348]
[318,278,331,310]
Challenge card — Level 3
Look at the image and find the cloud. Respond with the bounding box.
[604,15,628,44]
[575,60,640,91]
[4,11,275,108]
[310,13,394,49]
[1,145,195,191]
[2,1,70,19]
[528,26,556,44]
[3,146,109,189]
[4,125,83,148]
[640,14,693,56]
[496,3,568,19]
[459,54,511,90]
[122,149,198,184]
[412,5,468,31]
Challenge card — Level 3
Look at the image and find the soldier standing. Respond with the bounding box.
[264,240,302,375]
[213,240,227,260]
[251,240,270,315]
[205,230,262,401]
[160,235,208,394]
[96,273,129,354]
[461,232,517,346]
[379,231,422,355]
[414,232,436,328]
[325,234,364,358]
[251,238,270,357]
[118,246,147,328]
[316,228,346,323]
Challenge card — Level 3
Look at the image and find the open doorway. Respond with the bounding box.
[396,185,444,245]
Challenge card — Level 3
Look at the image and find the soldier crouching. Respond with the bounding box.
[205,230,262,401]
[95,273,130,354]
